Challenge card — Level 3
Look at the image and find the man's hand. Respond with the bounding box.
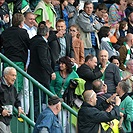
[56,30,66,38]
[2,109,10,117]
[115,96,121,106]
[51,73,56,80]
[3,14,9,23]
[18,107,25,117]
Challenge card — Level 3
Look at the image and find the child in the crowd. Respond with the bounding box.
[118,20,128,37]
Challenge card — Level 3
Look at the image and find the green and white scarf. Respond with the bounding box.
[99,61,110,82]
[123,42,131,66]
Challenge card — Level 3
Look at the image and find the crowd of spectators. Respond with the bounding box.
[0,0,133,132]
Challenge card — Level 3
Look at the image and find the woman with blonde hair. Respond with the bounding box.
[69,24,84,67]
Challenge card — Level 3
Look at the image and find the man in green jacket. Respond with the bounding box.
[116,81,133,132]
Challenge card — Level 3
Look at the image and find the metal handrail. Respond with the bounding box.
[0,53,78,127]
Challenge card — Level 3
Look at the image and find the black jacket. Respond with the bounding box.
[77,64,103,90]
[78,102,120,133]
[27,35,54,87]
[48,31,74,69]
[0,77,21,125]
[1,27,30,64]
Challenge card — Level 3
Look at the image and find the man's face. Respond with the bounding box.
[84,3,93,16]
[89,57,97,69]
[129,13,133,24]
[4,69,17,86]
[127,60,133,73]
[57,102,62,113]
[0,0,5,6]
[56,21,66,32]
[99,50,108,64]
[91,93,97,106]
[116,82,121,95]
[96,9,107,19]
[24,14,35,28]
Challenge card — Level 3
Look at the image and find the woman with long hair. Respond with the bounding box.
[50,56,79,133]
[69,24,84,67]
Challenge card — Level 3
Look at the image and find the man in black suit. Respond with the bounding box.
[48,19,74,70]
[27,25,56,121]
[77,54,106,90]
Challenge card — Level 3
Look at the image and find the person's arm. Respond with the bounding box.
[76,13,96,33]
[50,79,57,95]
[118,46,127,71]
[39,127,49,133]
[113,65,121,87]
[91,96,121,123]
[37,43,54,75]
[79,40,85,66]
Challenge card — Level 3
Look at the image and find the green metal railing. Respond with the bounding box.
[0,53,78,133]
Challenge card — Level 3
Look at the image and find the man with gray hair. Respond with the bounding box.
[116,81,133,132]
[27,23,56,121]
[0,67,24,133]
[122,59,133,93]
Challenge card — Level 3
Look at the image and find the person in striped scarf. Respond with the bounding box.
[118,33,133,70]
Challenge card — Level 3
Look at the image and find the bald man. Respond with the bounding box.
[118,33,133,70]
[95,50,121,94]
[78,90,121,133]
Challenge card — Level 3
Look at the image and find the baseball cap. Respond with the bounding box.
[48,96,63,105]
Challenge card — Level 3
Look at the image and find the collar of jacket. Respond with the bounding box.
[82,11,93,19]
[120,93,128,102]
[82,101,93,108]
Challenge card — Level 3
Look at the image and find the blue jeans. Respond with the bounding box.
[84,48,96,57]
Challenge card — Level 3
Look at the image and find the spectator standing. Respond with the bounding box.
[0,67,24,133]
[0,0,10,33]
[48,19,74,70]
[27,25,56,121]
[77,54,105,90]
[125,0,133,17]
[22,12,37,114]
[116,81,133,132]
[98,26,119,59]
[118,33,133,70]
[119,20,128,37]
[60,0,69,30]
[34,0,56,29]
[92,79,113,111]
[96,50,121,94]
[108,0,127,25]
[23,12,37,39]
[33,96,63,133]
[127,11,133,34]
[69,24,84,67]
[1,13,30,94]
[76,1,100,57]
[94,3,107,26]
[122,59,133,93]
[66,0,78,28]
[78,89,121,133]
[50,56,79,133]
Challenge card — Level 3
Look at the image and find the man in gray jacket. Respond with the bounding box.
[76,1,102,57]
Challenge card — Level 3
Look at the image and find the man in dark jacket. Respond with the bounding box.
[78,89,121,133]
[27,24,56,121]
[0,67,24,133]
[48,19,74,70]
[77,54,106,90]
[1,13,30,93]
